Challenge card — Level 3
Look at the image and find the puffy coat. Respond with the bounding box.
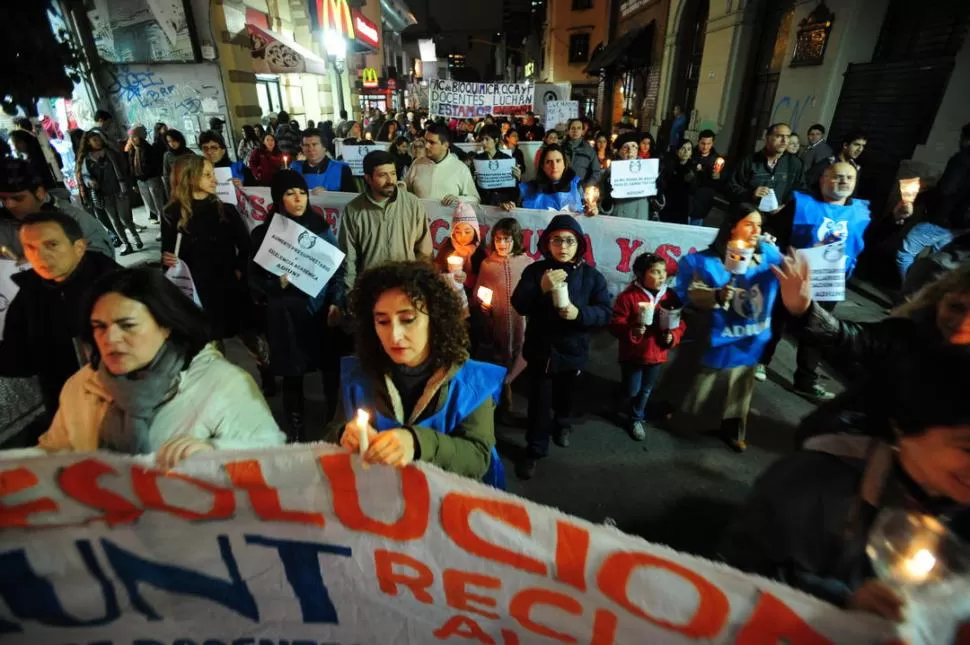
[609,283,686,364]
[511,214,611,372]
[39,344,285,453]
[474,252,533,366]
[518,170,584,212]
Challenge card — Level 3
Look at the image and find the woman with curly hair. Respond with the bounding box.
[327,261,506,488]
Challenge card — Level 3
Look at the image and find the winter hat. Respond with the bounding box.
[451,202,480,244]
[129,123,147,138]
[538,213,587,263]
[0,158,43,193]
[271,169,309,213]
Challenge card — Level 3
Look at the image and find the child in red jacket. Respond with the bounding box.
[609,253,686,440]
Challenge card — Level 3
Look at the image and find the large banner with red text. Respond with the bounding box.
[235,188,719,298]
[0,446,896,644]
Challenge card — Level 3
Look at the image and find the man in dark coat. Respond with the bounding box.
[0,211,119,425]
[511,214,612,480]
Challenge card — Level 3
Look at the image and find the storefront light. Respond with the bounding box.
[324,29,346,61]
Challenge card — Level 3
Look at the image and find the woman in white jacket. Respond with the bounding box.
[39,268,285,468]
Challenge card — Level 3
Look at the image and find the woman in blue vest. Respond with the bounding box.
[660,203,783,452]
[500,144,587,213]
[327,261,506,488]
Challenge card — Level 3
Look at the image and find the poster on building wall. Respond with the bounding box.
[429,80,533,118]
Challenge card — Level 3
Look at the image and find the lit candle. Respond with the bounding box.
[899,177,920,205]
[477,286,493,307]
[447,255,463,273]
[725,239,753,275]
[638,301,655,325]
[282,153,290,169]
[356,409,370,467]
[713,157,725,174]
[584,184,600,207]
[901,548,937,583]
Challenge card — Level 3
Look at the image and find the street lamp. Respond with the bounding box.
[324,29,346,121]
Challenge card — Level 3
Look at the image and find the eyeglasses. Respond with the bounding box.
[550,237,577,248]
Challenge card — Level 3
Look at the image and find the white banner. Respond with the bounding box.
[0,447,898,644]
[253,214,345,297]
[214,167,238,207]
[610,159,660,199]
[533,82,572,117]
[473,158,517,189]
[454,142,483,156]
[429,80,533,118]
[797,243,847,302]
[237,189,716,297]
[341,145,368,176]
[164,260,203,309]
[545,100,579,129]
[0,259,29,341]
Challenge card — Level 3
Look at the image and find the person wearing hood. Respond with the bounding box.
[659,203,783,452]
[511,214,612,479]
[127,125,166,223]
[434,201,487,293]
[250,170,346,439]
[502,144,587,213]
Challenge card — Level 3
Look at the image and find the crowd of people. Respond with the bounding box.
[1,105,969,627]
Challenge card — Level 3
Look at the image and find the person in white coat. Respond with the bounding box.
[39,268,285,468]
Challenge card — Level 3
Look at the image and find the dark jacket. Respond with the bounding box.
[249,210,345,377]
[720,433,970,607]
[162,198,252,339]
[127,140,161,180]
[473,150,519,206]
[562,138,601,187]
[81,148,131,197]
[511,214,611,372]
[659,156,697,224]
[726,149,805,208]
[928,147,970,229]
[0,251,119,413]
[691,149,723,223]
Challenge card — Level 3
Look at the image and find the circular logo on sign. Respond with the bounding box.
[298,231,316,250]
[543,90,558,103]
[629,160,642,173]
[823,242,846,262]
[488,160,500,171]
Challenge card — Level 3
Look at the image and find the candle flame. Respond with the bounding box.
[904,548,936,580]
[356,409,369,428]
[477,286,493,305]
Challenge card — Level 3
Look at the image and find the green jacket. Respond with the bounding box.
[325,363,495,479]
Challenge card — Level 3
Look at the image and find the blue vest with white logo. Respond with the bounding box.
[291,159,348,191]
[339,356,507,489]
[519,176,584,212]
[790,191,871,277]
[675,243,782,369]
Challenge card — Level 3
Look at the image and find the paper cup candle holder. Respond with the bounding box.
[725,239,754,275]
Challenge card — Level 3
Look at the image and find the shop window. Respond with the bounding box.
[256,76,283,117]
[87,0,196,63]
[572,0,593,10]
[568,34,591,63]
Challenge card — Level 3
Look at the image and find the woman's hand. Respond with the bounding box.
[511,165,522,180]
[280,274,290,289]
[231,178,242,188]
[770,249,812,316]
[541,269,567,293]
[716,284,737,306]
[584,204,598,217]
[156,436,213,469]
[162,252,178,268]
[339,422,379,453]
[558,304,579,320]
[848,580,904,622]
[365,428,416,467]
[499,201,516,212]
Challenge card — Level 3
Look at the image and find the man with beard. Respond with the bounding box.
[757,161,871,401]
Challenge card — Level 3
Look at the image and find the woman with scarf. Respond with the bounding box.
[500,144,588,213]
[38,268,284,468]
[79,131,143,256]
[249,170,345,439]
[327,261,505,488]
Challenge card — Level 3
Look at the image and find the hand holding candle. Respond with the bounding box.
[713,157,725,175]
[447,255,463,274]
[637,301,655,326]
[477,285,493,310]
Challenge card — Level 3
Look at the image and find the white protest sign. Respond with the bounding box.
[214,167,238,206]
[164,260,203,309]
[797,243,847,302]
[610,158,660,198]
[545,100,579,129]
[253,214,345,297]
[454,142,483,156]
[0,447,900,644]
[533,82,571,117]
[473,158,517,189]
[341,144,368,176]
[758,188,779,213]
[429,79,533,117]
[0,259,29,341]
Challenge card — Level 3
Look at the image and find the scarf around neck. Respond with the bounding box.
[98,341,187,454]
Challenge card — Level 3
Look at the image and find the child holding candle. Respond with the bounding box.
[609,253,686,441]
[434,201,487,291]
[474,218,534,419]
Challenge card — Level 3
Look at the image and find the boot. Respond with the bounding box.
[131,229,144,250]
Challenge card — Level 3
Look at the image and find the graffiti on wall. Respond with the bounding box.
[771,94,816,134]
[103,63,226,143]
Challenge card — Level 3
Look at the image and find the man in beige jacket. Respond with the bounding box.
[405,123,481,206]
[339,150,434,296]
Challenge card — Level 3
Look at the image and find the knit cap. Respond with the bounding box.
[451,201,480,243]
[271,169,309,213]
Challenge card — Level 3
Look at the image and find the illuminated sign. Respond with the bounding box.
[308,0,355,39]
[524,61,535,77]
[361,67,379,88]
[352,10,380,49]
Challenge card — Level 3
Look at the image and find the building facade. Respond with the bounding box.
[539,0,611,118]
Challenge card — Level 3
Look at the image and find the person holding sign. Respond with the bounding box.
[290,129,356,194]
[757,161,870,401]
[328,261,505,487]
[161,156,252,343]
[660,204,782,452]
[198,131,248,187]
[595,135,653,220]
[511,215,612,480]
[250,170,346,438]
[38,268,285,468]
[472,125,521,206]
[501,144,587,213]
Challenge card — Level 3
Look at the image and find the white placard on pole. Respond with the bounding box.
[341,145,368,176]
[796,243,847,302]
[253,215,345,297]
[610,159,660,198]
[165,260,203,309]
[214,167,238,206]
[0,259,30,341]
[473,158,517,189]
[544,100,579,129]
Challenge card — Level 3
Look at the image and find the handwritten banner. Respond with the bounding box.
[253,214,345,297]
[429,80,533,118]
[236,188,718,297]
[473,158,517,189]
[545,100,579,129]
[610,159,660,199]
[0,447,897,644]
[214,167,238,206]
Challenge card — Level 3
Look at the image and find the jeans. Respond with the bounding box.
[137,177,166,221]
[688,217,706,227]
[896,221,954,282]
[620,362,663,421]
[100,193,141,247]
[760,298,837,390]
[526,366,578,459]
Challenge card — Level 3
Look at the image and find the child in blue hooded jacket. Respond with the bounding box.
[511,214,612,480]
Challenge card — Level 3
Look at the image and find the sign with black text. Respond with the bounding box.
[610,159,660,198]
[253,215,345,297]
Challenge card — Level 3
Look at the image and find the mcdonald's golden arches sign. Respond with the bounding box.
[308,0,355,40]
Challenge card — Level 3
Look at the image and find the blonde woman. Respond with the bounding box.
[161,156,252,341]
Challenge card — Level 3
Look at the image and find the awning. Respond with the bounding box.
[248,24,328,76]
[585,22,654,74]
